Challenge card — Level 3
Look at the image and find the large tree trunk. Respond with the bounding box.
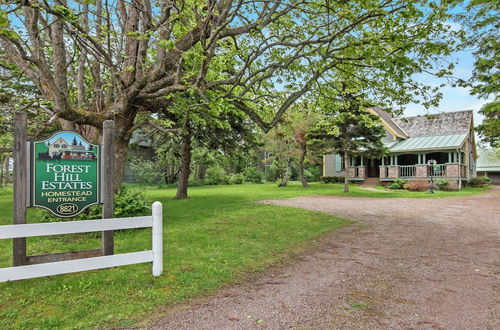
[113,137,130,193]
[174,121,192,199]
[344,150,349,193]
[298,143,308,188]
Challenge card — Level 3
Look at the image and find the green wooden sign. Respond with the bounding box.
[433,165,441,171]
[29,131,100,218]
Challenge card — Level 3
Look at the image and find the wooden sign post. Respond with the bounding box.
[102,120,115,255]
[12,112,115,266]
[13,112,27,266]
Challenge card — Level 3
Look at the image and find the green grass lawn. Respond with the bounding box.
[0,183,489,328]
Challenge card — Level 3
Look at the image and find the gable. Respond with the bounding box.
[368,107,408,139]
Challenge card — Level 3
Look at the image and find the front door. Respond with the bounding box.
[367,159,381,177]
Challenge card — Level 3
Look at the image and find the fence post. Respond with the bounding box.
[152,201,163,277]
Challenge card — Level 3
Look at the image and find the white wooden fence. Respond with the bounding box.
[0,202,163,282]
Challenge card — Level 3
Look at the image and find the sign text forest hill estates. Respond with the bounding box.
[29,131,101,218]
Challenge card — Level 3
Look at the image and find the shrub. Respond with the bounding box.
[394,178,406,187]
[243,167,263,184]
[388,182,401,189]
[320,176,343,183]
[130,158,163,185]
[388,178,405,189]
[406,180,430,192]
[113,186,150,217]
[205,166,229,185]
[228,173,245,184]
[304,164,320,182]
[468,176,491,187]
[187,179,207,187]
[0,186,13,196]
[436,179,450,191]
[42,186,149,222]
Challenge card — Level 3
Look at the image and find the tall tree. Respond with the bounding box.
[477,101,500,148]
[310,86,386,192]
[458,1,499,147]
[145,91,258,198]
[0,0,460,189]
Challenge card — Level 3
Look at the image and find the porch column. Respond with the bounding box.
[381,157,385,166]
[394,155,398,166]
[360,156,364,166]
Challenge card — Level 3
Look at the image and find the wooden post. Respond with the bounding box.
[152,201,163,277]
[102,120,115,255]
[13,112,27,266]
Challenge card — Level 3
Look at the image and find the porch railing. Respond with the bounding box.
[428,164,446,177]
[399,165,416,178]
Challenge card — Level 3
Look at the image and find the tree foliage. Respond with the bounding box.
[309,85,387,192]
[458,1,499,147]
[0,0,462,187]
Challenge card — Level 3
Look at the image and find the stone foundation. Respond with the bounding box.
[448,180,459,190]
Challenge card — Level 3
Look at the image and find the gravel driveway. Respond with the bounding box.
[153,188,500,329]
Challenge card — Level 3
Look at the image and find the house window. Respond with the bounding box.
[61,144,68,148]
[53,144,60,148]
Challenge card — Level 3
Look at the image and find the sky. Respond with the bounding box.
[403,3,494,126]
[404,48,491,126]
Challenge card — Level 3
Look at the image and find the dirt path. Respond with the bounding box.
[153,188,500,329]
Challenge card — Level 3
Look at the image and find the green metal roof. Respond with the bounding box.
[389,133,468,152]
[476,149,500,172]
[382,139,398,149]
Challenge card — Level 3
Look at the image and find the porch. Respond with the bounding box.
[347,151,469,184]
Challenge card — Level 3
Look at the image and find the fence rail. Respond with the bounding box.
[399,165,416,178]
[0,202,163,282]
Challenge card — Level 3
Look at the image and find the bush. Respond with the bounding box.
[406,180,430,192]
[304,164,321,182]
[42,186,149,222]
[394,178,406,187]
[187,179,207,187]
[468,176,490,187]
[0,186,13,196]
[228,173,245,184]
[130,158,163,185]
[436,179,450,191]
[388,182,401,189]
[320,176,343,183]
[205,166,229,185]
[388,178,405,189]
[243,167,263,184]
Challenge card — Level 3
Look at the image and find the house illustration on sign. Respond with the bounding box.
[48,137,94,160]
